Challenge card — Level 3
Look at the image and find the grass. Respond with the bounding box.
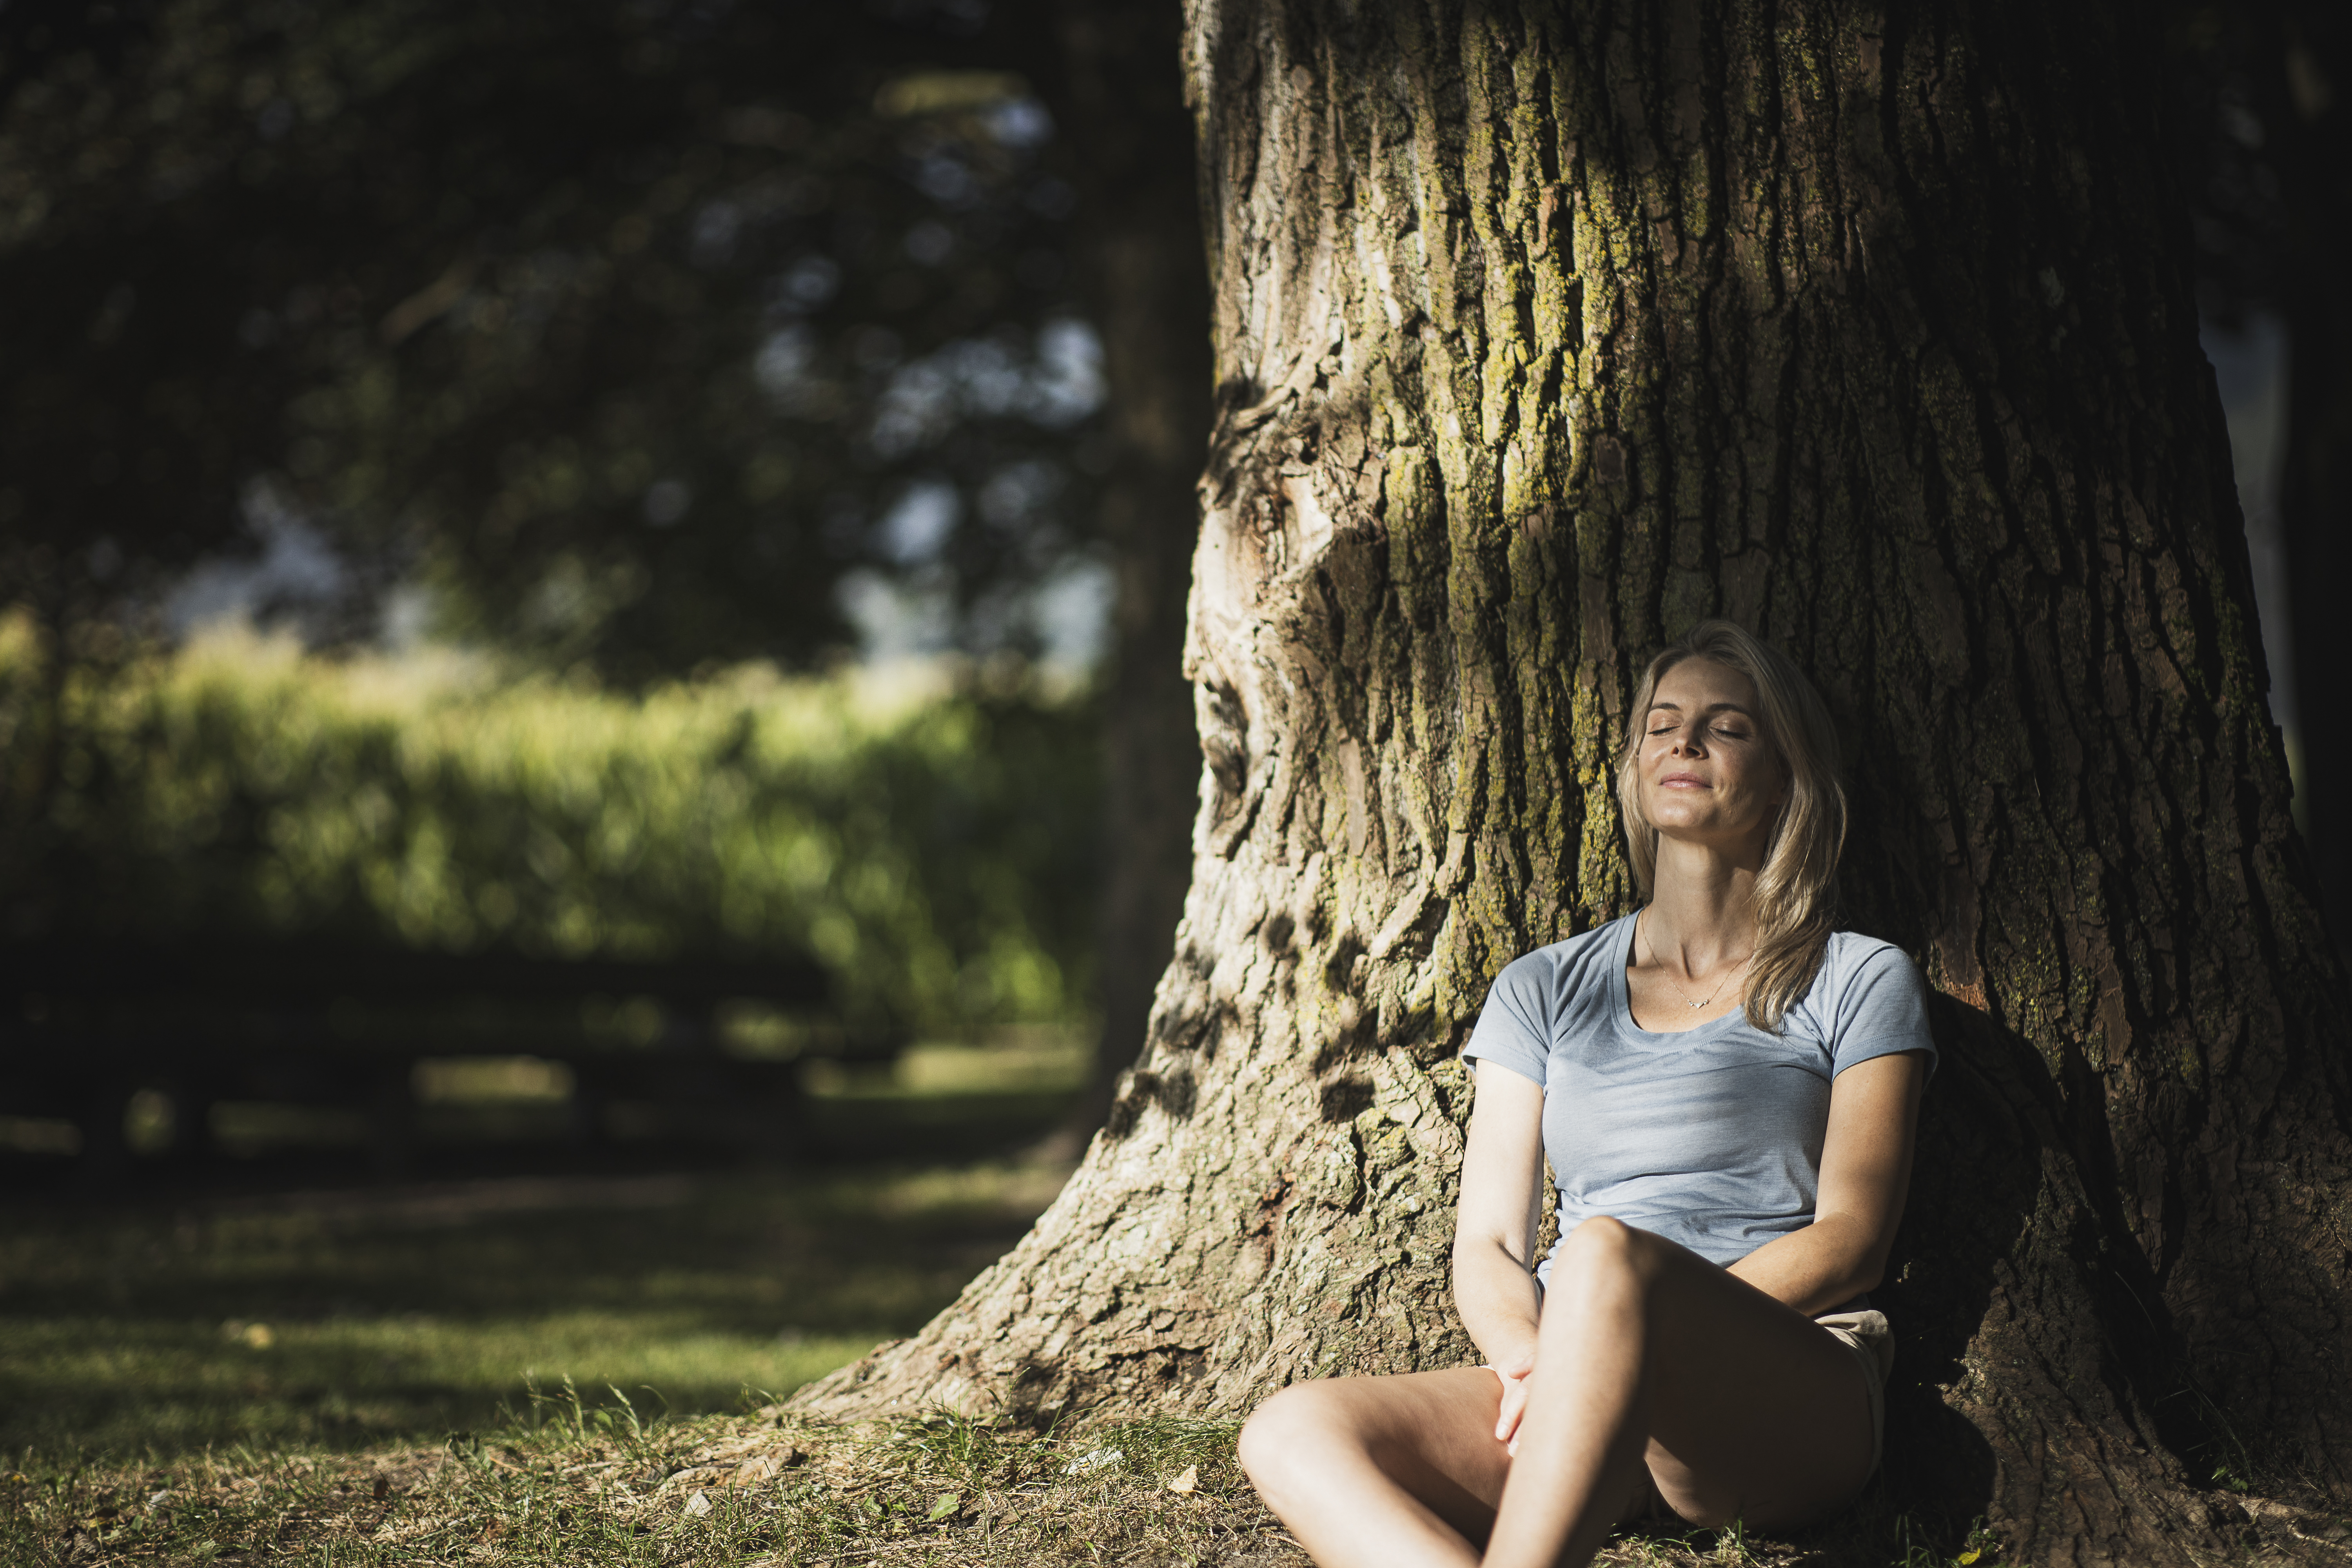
[0,1406,1292,1568]
[0,1036,2037,1566]
[0,1158,1064,1461]
[0,1036,1090,1460]
[0,1402,2020,1568]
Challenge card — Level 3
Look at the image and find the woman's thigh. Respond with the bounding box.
[1247,1234,1875,1541]
[1568,1233,1875,1528]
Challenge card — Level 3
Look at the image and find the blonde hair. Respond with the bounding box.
[1614,620,1846,1032]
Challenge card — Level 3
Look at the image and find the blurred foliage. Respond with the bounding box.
[0,614,1102,1036]
[0,0,1099,672]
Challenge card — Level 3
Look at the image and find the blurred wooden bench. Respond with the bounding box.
[0,940,889,1176]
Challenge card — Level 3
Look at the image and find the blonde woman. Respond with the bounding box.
[1239,620,1935,1568]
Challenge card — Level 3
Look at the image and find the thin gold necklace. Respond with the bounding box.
[1644,921,1755,1011]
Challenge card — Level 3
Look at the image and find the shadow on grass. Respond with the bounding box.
[0,1155,1073,1462]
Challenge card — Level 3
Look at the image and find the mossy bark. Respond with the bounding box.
[797,3,2352,1561]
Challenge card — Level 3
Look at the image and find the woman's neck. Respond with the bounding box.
[1641,836,1765,971]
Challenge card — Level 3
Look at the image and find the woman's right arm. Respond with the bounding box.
[1452,1058,1549,1376]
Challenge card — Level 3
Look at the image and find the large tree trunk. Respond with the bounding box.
[798,2,2352,1561]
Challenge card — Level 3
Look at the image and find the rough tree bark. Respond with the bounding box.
[799,3,2352,1561]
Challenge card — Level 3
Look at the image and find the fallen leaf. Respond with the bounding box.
[927,1492,961,1522]
[1062,1446,1123,1475]
[1167,1465,1199,1494]
[683,1491,713,1518]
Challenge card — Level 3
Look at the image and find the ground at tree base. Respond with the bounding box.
[9,1405,2347,1568]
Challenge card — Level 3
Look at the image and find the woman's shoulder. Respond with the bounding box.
[1800,931,1934,1049]
[1818,929,1917,978]
[1489,913,1634,1000]
[1466,915,1632,1076]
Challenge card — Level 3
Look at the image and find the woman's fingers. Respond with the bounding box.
[1484,1348,1540,1450]
[1491,1366,1532,1445]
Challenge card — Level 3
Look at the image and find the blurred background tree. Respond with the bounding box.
[2170,0,2347,938]
[0,0,1206,1094]
[0,0,1097,670]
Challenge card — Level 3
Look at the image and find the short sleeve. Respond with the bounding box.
[1828,943,1937,1080]
[1461,951,1555,1089]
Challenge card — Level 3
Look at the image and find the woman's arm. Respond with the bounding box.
[1728,1049,1929,1315]
[1452,1058,1549,1373]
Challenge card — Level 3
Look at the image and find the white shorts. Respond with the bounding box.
[1813,1308,1894,1472]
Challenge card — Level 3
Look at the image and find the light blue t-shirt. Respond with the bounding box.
[1463,912,1934,1286]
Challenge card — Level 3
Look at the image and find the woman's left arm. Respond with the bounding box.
[1727,1050,1931,1316]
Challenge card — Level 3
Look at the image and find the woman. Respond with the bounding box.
[1239,620,1935,1568]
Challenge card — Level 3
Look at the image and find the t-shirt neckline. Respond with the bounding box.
[1612,909,1754,1042]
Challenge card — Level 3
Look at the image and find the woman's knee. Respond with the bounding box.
[1544,1216,1670,1319]
[1238,1381,1348,1482]
[1555,1214,1660,1276]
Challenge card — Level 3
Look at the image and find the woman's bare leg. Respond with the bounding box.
[1238,1367,1522,1568]
[1485,1216,1874,1567]
[1239,1216,1873,1568]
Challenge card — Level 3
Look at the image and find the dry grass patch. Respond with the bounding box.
[1,1396,2037,1568]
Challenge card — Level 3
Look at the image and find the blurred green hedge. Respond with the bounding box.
[0,619,1103,1037]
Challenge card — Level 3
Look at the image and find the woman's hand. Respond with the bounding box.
[1487,1347,1537,1454]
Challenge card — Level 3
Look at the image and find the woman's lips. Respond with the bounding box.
[1658,772,1709,788]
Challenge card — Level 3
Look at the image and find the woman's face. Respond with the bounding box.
[1637,657,1789,854]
